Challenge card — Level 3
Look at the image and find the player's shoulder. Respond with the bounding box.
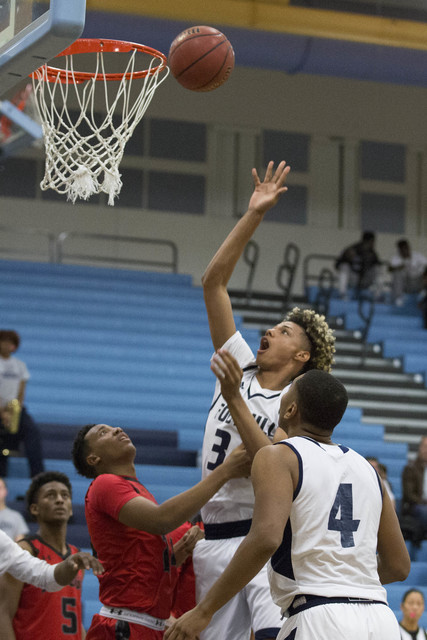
[17,534,39,556]
[91,472,127,487]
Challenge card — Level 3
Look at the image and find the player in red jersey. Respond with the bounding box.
[71,423,250,639]
[0,471,87,640]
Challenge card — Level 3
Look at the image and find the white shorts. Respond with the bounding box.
[278,602,400,640]
[193,536,282,640]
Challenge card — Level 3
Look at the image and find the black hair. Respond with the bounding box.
[0,330,20,349]
[71,424,97,478]
[26,471,72,515]
[295,370,348,431]
[401,588,425,604]
[362,231,375,242]
[397,239,409,249]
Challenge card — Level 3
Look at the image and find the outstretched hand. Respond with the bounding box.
[164,605,212,640]
[248,160,290,214]
[54,551,104,586]
[210,348,243,403]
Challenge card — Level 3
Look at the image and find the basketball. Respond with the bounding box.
[168,26,235,92]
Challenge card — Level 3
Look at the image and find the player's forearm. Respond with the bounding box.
[0,601,17,640]
[226,393,271,460]
[377,556,410,584]
[202,208,265,289]
[157,464,233,533]
[0,618,16,640]
[53,561,78,586]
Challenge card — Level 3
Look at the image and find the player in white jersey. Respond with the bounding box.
[193,161,336,640]
[165,366,410,640]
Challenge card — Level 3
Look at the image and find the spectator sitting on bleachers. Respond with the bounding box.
[399,588,427,640]
[389,239,427,307]
[335,231,382,300]
[366,456,396,510]
[0,477,29,542]
[401,437,427,549]
[0,471,88,639]
[0,330,44,478]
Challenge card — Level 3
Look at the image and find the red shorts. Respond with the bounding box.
[86,614,164,640]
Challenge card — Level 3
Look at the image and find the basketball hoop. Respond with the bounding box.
[31,38,169,205]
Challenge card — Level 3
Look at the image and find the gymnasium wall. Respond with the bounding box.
[1,62,427,295]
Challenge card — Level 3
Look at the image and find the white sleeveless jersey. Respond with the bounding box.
[268,436,388,613]
[201,331,289,524]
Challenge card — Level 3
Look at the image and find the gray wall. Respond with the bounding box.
[1,65,427,294]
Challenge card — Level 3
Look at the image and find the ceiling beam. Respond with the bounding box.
[86,0,427,51]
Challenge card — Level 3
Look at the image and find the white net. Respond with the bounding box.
[32,46,169,206]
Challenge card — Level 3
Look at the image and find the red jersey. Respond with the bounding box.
[13,535,83,640]
[168,521,201,618]
[85,474,177,619]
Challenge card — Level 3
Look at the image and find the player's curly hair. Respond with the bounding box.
[71,424,97,479]
[285,307,335,373]
[26,471,72,515]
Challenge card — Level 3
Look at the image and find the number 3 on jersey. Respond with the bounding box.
[328,483,360,548]
[207,428,231,470]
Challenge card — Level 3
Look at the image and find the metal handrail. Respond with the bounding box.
[55,231,178,273]
[303,253,338,292]
[0,225,56,262]
[276,242,300,312]
[243,240,259,300]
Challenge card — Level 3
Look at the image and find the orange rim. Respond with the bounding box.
[31,38,168,83]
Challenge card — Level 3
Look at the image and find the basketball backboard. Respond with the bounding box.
[0,0,86,97]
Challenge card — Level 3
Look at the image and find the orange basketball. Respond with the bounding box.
[168,26,235,92]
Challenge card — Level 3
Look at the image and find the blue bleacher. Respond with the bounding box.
[2,260,425,628]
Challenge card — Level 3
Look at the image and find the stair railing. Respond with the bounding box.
[55,231,178,272]
[242,240,260,301]
[276,242,300,313]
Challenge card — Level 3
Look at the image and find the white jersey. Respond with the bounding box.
[268,436,388,614]
[399,626,427,640]
[201,331,289,524]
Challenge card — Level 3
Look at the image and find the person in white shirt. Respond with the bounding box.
[165,361,410,640]
[389,239,427,306]
[0,527,103,590]
[0,330,44,478]
[0,477,29,541]
[399,589,427,640]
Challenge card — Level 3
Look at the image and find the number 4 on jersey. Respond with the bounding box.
[328,483,360,548]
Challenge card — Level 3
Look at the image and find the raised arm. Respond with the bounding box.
[211,349,286,459]
[118,444,251,534]
[202,161,291,350]
[377,479,410,584]
[164,444,297,640]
